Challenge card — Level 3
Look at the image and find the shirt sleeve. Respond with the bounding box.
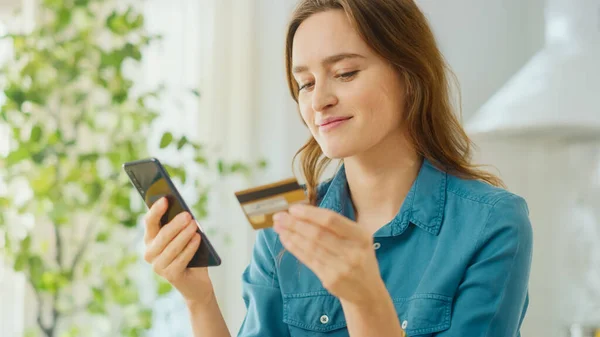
[236,228,290,337]
[434,194,533,337]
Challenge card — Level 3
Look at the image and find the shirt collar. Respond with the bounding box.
[318,158,447,236]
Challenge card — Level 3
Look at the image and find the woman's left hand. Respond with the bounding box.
[273,204,387,306]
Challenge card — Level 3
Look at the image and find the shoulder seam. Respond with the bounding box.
[447,186,515,206]
[471,193,518,257]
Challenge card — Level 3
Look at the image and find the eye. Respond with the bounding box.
[338,70,359,79]
[299,82,314,91]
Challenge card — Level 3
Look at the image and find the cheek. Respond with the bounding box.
[298,100,314,127]
[367,76,405,127]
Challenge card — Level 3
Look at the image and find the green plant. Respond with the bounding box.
[0,1,264,336]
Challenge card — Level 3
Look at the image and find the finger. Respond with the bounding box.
[164,233,201,276]
[144,197,168,245]
[144,211,191,263]
[279,229,362,293]
[153,220,198,272]
[278,230,328,273]
[275,212,346,257]
[288,204,363,239]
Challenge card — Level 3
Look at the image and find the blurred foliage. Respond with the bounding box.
[0,0,265,336]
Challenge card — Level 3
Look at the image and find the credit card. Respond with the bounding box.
[234,178,308,230]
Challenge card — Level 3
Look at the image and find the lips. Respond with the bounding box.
[318,116,353,127]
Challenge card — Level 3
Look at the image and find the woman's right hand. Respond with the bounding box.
[143,197,215,306]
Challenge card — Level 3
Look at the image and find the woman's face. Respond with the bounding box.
[292,9,407,159]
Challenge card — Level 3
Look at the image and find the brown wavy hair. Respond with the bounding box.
[285,0,504,205]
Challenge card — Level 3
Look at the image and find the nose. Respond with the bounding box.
[311,82,338,112]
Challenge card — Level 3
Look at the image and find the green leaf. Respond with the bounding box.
[60,326,81,337]
[47,130,63,145]
[257,159,268,169]
[156,279,173,295]
[87,301,106,315]
[177,136,188,150]
[194,156,207,166]
[123,43,141,61]
[55,7,72,31]
[49,204,69,226]
[31,166,56,196]
[138,309,152,330]
[114,285,138,305]
[230,162,249,174]
[95,231,109,243]
[39,271,59,293]
[30,124,42,142]
[121,216,137,228]
[75,92,88,104]
[31,150,46,164]
[190,89,201,98]
[14,253,27,271]
[28,256,44,282]
[217,160,225,174]
[159,132,173,148]
[4,85,25,107]
[79,152,99,162]
[21,236,32,251]
[130,14,144,31]
[0,197,10,208]
[82,261,92,277]
[5,148,29,166]
[92,287,103,303]
[106,11,127,35]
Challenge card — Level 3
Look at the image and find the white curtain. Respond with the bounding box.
[140,0,260,335]
[0,0,35,335]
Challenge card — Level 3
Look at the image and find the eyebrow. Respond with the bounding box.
[292,53,365,74]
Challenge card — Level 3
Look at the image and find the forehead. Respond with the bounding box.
[292,10,372,66]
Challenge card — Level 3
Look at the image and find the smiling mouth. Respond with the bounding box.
[318,116,353,127]
[318,117,353,132]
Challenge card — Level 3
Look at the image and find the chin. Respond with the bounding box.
[320,143,357,159]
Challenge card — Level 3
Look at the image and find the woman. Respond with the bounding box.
[142,0,533,336]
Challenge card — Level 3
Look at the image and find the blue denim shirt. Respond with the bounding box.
[237,159,533,337]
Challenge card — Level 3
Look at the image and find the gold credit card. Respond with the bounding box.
[235,177,308,230]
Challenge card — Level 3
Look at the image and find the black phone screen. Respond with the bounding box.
[124,159,221,267]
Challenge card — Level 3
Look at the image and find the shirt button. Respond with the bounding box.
[320,315,329,324]
[402,320,408,329]
[373,242,381,250]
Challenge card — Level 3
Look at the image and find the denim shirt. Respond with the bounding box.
[237,159,533,337]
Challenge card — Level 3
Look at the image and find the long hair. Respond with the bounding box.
[285,0,504,206]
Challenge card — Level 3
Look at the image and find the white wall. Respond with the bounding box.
[252,0,310,184]
[417,0,545,120]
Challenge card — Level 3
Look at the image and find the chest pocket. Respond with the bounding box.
[282,292,452,337]
[395,294,452,336]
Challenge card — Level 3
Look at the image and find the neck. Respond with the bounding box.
[343,130,422,229]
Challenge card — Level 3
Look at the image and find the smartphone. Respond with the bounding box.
[122,157,221,267]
